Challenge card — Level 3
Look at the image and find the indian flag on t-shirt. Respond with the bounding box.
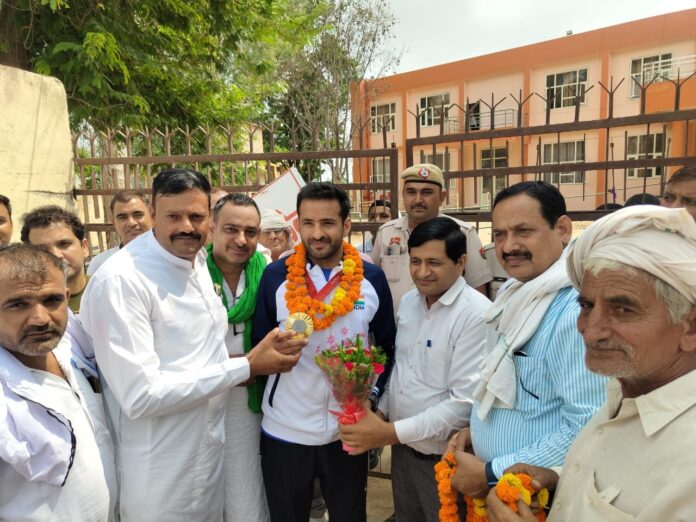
[353,295,365,310]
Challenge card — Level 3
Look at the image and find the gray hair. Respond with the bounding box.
[0,243,68,283]
[583,258,693,324]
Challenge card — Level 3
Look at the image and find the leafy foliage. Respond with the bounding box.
[266,0,401,180]
[1,0,313,129]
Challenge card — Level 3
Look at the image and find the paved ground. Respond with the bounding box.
[366,446,394,522]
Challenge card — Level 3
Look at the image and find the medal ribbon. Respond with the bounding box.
[305,271,342,302]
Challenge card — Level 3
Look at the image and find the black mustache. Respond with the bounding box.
[502,250,531,261]
[21,324,62,338]
[171,232,202,241]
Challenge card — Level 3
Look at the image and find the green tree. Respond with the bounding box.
[0,0,313,129]
[267,0,400,181]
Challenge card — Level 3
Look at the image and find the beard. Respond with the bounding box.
[0,325,63,358]
[584,339,636,378]
[304,236,342,261]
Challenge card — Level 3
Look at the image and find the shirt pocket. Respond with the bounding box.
[419,345,451,384]
[382,254,407,283]
[513,356,550,406]
[580,471,636,521]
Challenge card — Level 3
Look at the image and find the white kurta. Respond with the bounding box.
[0,342,115,522]
[222,275,270,522]
[80,231,251,521]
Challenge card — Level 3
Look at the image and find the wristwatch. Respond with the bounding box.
[485,461,498,487]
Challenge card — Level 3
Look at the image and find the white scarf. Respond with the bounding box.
[0,345,75,486]
[474,251,571,420]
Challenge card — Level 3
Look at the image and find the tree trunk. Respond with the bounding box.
[0,9,31,69]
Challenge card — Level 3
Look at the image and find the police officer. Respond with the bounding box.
[371,164,492,312]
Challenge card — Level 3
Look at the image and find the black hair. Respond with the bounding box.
[109,190,149,214]
[408,217,467,263]
[624,193,661,207]
[0,194,11,221]
[212,192,260,220]
[152,168,211,207]
[296,182,351,221]
[595,203,623,211]
[493,181,567,228]
[0,243,66,281]
[368,199,392,211]
[21,205,85,242]
[668,164,696,184]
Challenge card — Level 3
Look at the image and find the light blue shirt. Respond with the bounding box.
[471,287,607,477]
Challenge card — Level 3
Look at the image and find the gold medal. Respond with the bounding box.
[285,312,314,338]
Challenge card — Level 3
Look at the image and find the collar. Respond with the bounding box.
[148,230,203,271]
[306,260,343,280]
[420,276,468,309]
[635,369,696,437]
[393,215,409,231]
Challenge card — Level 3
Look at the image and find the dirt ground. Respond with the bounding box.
[366,446,394,522]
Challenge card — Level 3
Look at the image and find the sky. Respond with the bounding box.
[383,0,696,75]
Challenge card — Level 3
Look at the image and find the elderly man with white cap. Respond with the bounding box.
[484,205,696,522]
[259,210,294,261]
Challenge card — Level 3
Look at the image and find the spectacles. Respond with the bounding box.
[262,228,287,237]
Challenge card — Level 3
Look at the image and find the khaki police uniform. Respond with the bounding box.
[371,215,492,313]
[371,164,493,313]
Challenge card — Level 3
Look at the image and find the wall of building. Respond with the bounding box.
[0,65,74,242]
[354,8,696,213]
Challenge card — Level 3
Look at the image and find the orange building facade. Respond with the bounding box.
[352,10,696,212]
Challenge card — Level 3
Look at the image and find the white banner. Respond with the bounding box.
[253,167,305,243]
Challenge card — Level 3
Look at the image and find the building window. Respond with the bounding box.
[370,103,396,133]
[481,147,508,169]
[421,151,451,171]
[542,141,585,183]
[546,69,588,108]
[626,133,665,178]
[371,157,391,183]
[630,54,672,97]
[419,93,450,127]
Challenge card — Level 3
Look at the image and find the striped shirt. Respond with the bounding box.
[471,287,607,477]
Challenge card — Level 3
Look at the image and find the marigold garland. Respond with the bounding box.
[434,453,459,522]
[285,242,363,332]
[434,455,549,522]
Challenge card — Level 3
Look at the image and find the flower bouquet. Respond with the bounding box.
[315,334,386,452]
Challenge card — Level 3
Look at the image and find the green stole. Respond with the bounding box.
[206,244,267,413]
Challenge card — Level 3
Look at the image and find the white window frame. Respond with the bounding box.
[421,151,451,171]
[419,93,450,127]
[481,147,508,169]
[626,133,665,179]
[370,102,396,134]
[630,53,672,97]
[370,157,391,183]
[546,69,588,108]
[542,141,585,184]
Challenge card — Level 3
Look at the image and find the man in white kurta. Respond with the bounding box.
[80,169,303,521]
[207,193,270,521]
[0,243,115,521]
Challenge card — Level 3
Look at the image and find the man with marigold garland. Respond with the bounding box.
[339,217,491,522]
[483,205,696,522]
[252,182,396,522]
[447,181,606,504]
